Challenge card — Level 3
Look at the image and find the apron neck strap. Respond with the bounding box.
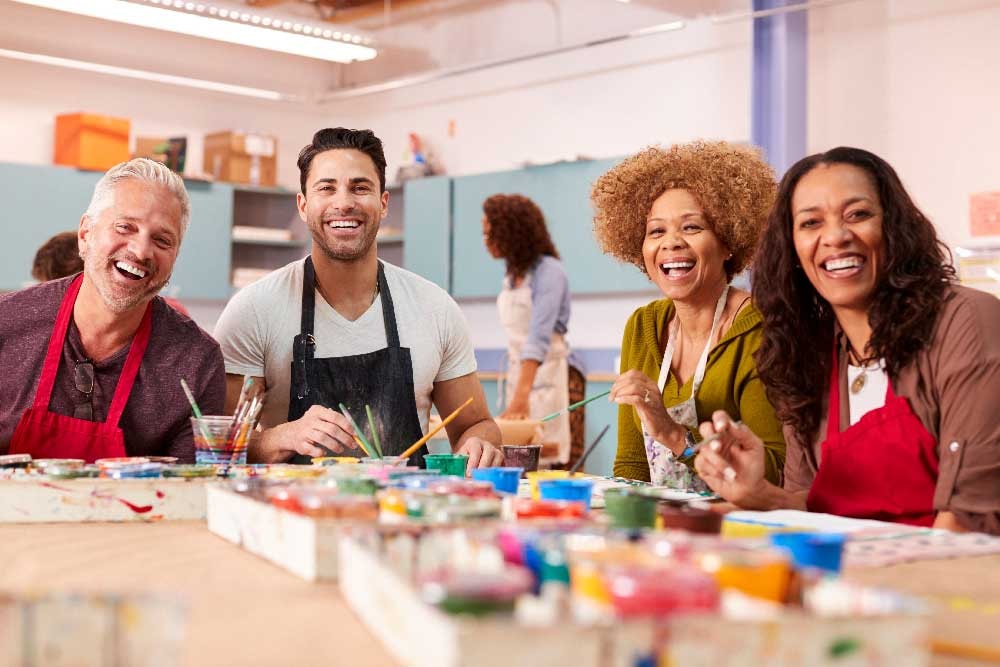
[34,275,153,428]
[300,256,400,349]
[658,284,730,393]
[33,275,84,409]
[105,303,153,426]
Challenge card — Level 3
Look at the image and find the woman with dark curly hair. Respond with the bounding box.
[695,147,1000,533]
[482,194,583,466]
[593,141,785,489]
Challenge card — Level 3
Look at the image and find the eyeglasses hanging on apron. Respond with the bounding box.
[288,257,425,466]
[642,285,729,491]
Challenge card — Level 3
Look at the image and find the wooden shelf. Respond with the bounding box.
[232,237,307,248]
[231,183,297,196]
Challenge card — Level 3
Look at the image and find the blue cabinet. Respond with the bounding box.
[402,176,451,291]
[403,159,654,297]
[0,162,231,299]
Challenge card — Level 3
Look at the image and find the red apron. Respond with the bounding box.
[8,275,152,463]
[806,345,939,527]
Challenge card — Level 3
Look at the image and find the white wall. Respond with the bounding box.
[316,4,752,354]
[808,0,1000,249]
[0,0,333,188]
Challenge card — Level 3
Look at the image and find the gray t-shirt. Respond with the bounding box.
[213,259,478,434]
[0,276,226,461]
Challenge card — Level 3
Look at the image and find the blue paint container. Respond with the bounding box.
[537,478,594,508]
[470,467,524,494]
[770,532,846,574]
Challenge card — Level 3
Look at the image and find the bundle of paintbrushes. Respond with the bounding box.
[225,377,264,465]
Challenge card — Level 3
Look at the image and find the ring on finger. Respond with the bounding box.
[643,389,651,404]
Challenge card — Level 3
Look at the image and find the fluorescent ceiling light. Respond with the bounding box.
[9,0,377,63]
[0,47,299,101]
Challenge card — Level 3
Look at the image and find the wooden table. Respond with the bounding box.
[0,521,997,666]
[846,555,1000,667]
[0,521,398,667]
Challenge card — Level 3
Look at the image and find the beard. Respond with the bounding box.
[308,212,380,262]
[81,246,169,314]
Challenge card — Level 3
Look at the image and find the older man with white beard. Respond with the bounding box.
[0,158,225,462]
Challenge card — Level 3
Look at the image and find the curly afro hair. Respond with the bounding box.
[483,194,559,278]
[591,140,776,279]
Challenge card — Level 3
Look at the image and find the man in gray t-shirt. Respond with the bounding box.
[0,159,225,462]
[214,128,502,470]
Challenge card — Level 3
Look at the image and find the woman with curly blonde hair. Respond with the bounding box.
[593,141,784,488]
[482,194,584,467]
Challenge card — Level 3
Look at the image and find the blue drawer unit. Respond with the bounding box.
[450,159,652,298]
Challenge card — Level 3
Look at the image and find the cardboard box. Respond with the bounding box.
[203,130,277,187]
[134,136,187,173]
[54,113,130,171]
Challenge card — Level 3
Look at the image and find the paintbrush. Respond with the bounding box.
[338,403,375,458]
[540,390,611,423]
[690,420,744,481]
[365,405,383,459]
[569,424,611,474]
[399,397,474,460]
[180,378,216,445]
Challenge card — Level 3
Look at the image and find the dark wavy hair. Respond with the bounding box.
[753,147,956,444]
[483,194,559,278]
[297,127,387,194]
[32,231,83,282]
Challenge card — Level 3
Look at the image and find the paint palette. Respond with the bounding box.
[0,477,210,523]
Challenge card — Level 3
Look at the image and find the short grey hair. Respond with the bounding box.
[85,158,191,240]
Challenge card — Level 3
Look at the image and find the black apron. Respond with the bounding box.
[288,257,426,466]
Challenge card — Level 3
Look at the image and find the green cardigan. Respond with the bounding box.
[614,299,785,485]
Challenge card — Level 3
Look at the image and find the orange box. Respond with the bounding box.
[54,113,131,171]
[203,130,277,187]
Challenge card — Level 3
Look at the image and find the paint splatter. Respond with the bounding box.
[117,499,153,514]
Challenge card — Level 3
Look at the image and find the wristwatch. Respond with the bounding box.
[681,431,698,458]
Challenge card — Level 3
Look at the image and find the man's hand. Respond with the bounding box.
[252,405,356,463]
[457,436,505,472]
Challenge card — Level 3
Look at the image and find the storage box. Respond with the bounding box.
[206,484,343,580]
[134,136,187,173]
[0,477,209,523]
[54,113,130,171]
[203,130,277,187]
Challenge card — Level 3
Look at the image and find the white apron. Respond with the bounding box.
[497,272,571,464]
[642,285,729,490]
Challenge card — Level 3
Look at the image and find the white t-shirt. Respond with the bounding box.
[847,360,888,425]
[213,259,478,434]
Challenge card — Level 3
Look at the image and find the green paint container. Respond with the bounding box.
[423,453,469,477]
[603,488,658,529]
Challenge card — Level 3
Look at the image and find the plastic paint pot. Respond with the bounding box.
[361,455,409,467]
[606,565,720,618]
[603,488,658,530]
[770,532,846,574]
[538,478,594,508]
[105,462,164,479]
[501,445,542,473]
[526,470,580,500]
[470,467,524,494]
[658,503,724,534]
[513,498,587,520]
[423,453,470,477]
[162,464,217,478]
[0,454,32,469]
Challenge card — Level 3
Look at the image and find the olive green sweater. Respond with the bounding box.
[614,299,785,485]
